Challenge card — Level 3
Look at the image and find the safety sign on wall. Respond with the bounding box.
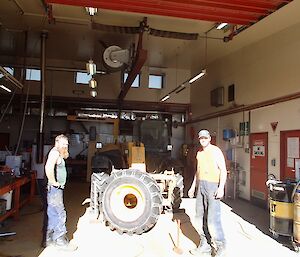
[252,140,265,157]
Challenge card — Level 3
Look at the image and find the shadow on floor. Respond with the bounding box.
[171,209,200,247]
[64,179,90,237]
[223,197,295,251]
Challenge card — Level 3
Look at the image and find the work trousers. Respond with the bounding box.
[195,180,225,245]
[47,186,67,240]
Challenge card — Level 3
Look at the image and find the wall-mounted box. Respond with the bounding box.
[210,87,224,107]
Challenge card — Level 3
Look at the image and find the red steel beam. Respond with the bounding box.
[194,0,289,10]
[118,49,147,101]
[46,0,290,11]
[46,0,259,24]
[159,0,270,15]
[46,0,291,24]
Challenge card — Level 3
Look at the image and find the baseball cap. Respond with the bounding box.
[198,129,210,138]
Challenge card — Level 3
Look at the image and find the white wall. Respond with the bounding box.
[191,22,300,117]
[189,21,300,200]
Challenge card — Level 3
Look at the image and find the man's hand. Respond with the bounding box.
[51,181,61,188]
[214,186,225,199]
[188,187,195,198]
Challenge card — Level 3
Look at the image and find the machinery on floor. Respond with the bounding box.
[90,141,184,235]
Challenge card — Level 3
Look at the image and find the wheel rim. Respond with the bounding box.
[109,184,146,222]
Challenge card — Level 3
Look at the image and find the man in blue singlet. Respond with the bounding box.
[44,134,77,251]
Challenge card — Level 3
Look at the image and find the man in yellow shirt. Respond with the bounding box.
[188,130,227,257]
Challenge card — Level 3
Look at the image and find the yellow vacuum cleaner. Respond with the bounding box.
[267,177,300,252]
[268,181,294,238]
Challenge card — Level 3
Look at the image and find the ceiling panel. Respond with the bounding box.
[0,0,296,71]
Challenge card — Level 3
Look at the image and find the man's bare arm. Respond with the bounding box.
[188,175,197,198]
[215,149,227,199]
[45,150,60,186]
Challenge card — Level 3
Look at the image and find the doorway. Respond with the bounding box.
[250,132,268,208]
[280,130,300,180]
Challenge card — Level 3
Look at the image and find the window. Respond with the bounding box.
[26,69,41,81]
[123,72,140,88]
[76,72,92,84]
[0,67,14,79]
[148,74,163,89]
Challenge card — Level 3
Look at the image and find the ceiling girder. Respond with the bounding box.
[46,0,292,25]
[200,0,289,10]
[118,49,147,101]
[118,28,147,102]
[162,0,271,14]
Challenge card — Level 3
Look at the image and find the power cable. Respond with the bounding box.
[14,15,48,155]
[14,83,30,155]
[0,88,17,123]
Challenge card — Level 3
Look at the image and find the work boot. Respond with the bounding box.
[189,237,212,256]
[53,235,78,251]
[214,242,226,257]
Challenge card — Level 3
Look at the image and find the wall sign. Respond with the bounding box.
[253,145,265,156]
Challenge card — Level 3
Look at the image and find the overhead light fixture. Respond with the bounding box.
[89,78,97,89]
[159,70,207,102]
[216,23,228,30]
[0,85,12,93]
[85,7,98,16]
[175,84,186,94]
[90,90,97,98]
[160,95,170,102]
[86,59,96,75]
[160,70,206,102]
[188,69,207,84]
[160,36,208,102]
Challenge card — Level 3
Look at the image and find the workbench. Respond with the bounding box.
[0,171,36,222]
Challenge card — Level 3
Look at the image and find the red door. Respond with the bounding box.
[280,130,300,180]
[250,132,268,207]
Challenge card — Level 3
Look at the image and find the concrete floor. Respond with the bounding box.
[0,179,298,257]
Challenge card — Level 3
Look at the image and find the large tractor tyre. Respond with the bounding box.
[171,174,184,211]
[91,154,113,175]
[101,169,163,235]
[90,172,110,210]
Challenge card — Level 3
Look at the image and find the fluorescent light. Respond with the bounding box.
[86,59,96,75]
[0,85,12,93]
[85,7,98,16]
[160,95,170,102]
[175,86,186,94]
[216,23,228,30]
[89,78,97,89]
[188,69,206,84]
[159,68,206,103]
